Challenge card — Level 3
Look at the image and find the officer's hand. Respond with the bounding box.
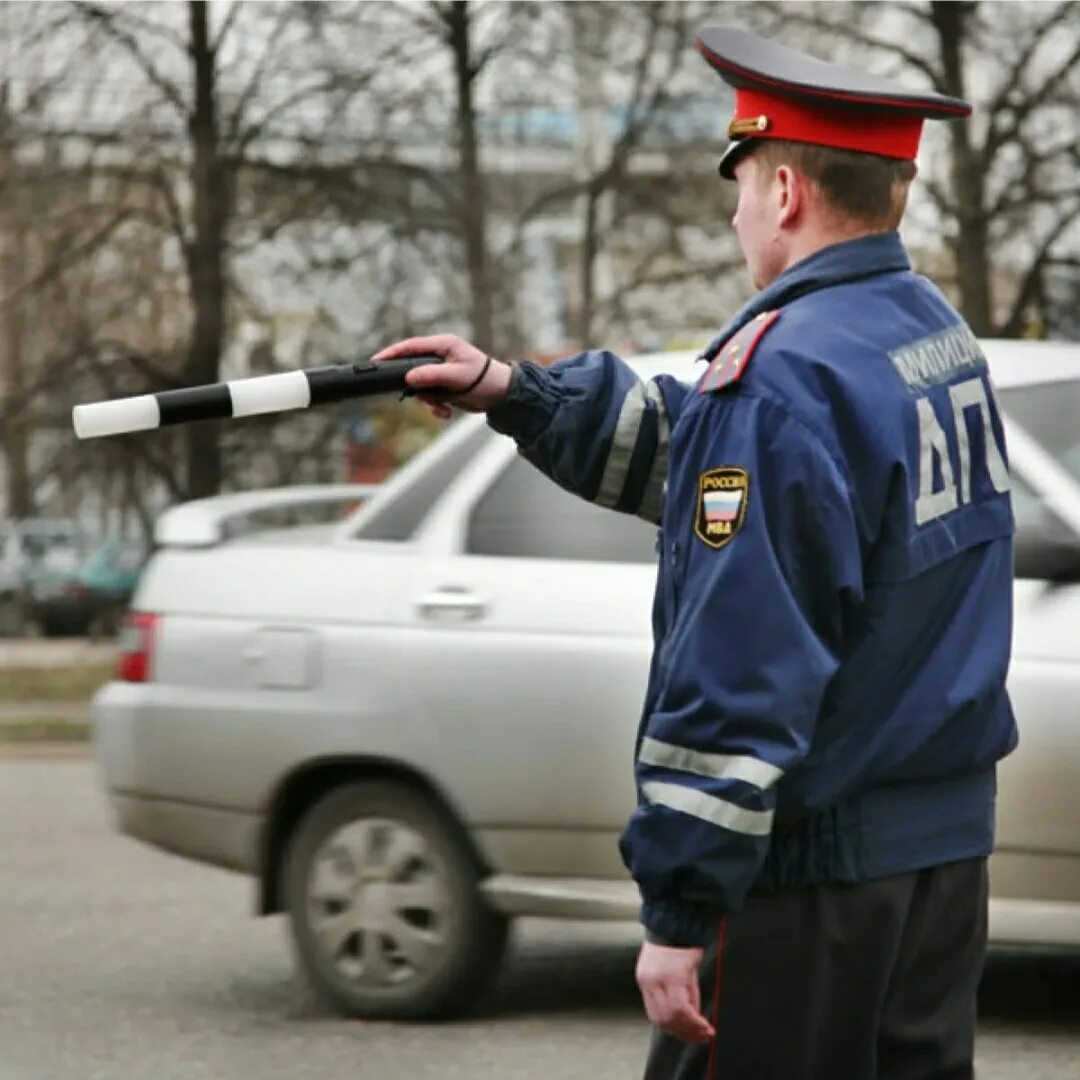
[372,334,511,419]
[636,940,715,1044]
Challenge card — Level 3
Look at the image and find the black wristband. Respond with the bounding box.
[457,355,493,399]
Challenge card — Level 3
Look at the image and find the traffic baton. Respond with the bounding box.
[72,356,445,439]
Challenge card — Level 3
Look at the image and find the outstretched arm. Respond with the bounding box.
[374,334,690,524]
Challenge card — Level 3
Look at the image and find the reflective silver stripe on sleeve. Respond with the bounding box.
[636,381,671,525]
[596,380,648,509]
[638,737,783,790]
[641,781,774,837]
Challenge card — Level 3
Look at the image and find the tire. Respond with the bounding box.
[282,781,509,1020]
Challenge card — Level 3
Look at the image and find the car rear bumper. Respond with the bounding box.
[106,793,260,875]
[92,681,151,794]
[93,680,260,875]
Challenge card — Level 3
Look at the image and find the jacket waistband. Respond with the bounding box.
[755,769,996,893]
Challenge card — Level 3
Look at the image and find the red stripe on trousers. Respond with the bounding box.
[705,918,728,1079]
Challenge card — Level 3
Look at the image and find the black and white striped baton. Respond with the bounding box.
[72,356,445,439]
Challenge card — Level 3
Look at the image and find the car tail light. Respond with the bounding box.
[115,612,159,683]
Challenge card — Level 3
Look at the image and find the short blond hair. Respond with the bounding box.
[750,140,917,230]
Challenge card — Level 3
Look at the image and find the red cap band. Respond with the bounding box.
[732,87,924,161]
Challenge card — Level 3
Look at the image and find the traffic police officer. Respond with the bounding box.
[375,25,1017,1080]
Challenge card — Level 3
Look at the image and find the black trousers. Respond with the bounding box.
[644,858,988,1080]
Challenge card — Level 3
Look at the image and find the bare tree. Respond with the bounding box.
[0,1,79,518]
[10,0,1071,539]
[763,0,1080,337]
[442,0,495,352]
[0,93,33,518]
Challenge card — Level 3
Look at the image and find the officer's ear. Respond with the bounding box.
[774,164,805,228]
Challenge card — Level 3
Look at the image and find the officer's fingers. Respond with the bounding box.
[639,977,700,1038]
[371,334,462,363]
[640,981,670,1029]
[405,349,490,395]
[661,983,714,1044]
[404,363,459,392]
[414,394,454,420]
[645,996,711,1045]
[666,1004,714,1044]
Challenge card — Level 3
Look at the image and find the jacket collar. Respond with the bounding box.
[701,231,911,362]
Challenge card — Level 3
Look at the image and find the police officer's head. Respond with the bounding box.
[728,139,920,290]
[697,27,971,289]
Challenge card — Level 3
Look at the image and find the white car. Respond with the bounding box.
[93,340,1080,1019]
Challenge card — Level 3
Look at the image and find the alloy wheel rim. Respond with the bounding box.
[307,817,451,989]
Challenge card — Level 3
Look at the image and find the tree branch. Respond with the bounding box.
[997,200,1080,336]
[73,2,189,116]
[774,9,947,91]
[0,207,138,310]
[90,338,178,388]
[233,70,379,156]
[76,0,188,51]
[210,0,242,54]
[222,3,293,146]
[982,2,1076,119]
[981,31,1080,167]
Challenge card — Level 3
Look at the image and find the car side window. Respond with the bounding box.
[1012,472,1080,582]
[468,454,658,564]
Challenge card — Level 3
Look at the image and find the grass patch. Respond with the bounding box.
[0,717,91,742]
[0,662,114,702]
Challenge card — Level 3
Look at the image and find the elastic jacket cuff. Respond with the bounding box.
[486,360,558,446]
[641,900,720,948]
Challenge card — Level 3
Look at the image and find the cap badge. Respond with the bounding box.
[727,115,770,137]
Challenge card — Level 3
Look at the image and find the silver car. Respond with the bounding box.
[93,340,1080,1019]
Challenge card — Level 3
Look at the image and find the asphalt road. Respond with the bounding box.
[2,754,1079,1080]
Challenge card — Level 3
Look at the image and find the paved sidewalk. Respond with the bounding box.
[0,638,116,668]
[0,700,91,722]
[0,638,105,742]
[0,701,92,746]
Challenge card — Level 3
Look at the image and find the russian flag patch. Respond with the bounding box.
[695,467,750,549]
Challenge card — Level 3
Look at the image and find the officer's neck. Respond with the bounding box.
[778,219,889,278]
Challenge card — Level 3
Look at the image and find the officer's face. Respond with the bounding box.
[731,151,787,290]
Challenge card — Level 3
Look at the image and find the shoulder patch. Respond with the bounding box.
[695,467,749,549]
[699,310,780,394]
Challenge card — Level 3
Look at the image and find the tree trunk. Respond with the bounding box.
[579,186,600,346]
[931,1,993,335]
[0,268,32,518]
[447,1,494,353]
[0,101,33,519]
[185,0,226,498]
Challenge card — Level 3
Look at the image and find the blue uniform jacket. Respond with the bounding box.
[487,232,1018,947]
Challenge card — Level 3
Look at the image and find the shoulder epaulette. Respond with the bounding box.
[699,310,780,394]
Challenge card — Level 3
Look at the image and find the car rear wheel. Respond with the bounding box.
[283,781,508,1020]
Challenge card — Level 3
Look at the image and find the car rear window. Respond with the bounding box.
[353,421,492,541]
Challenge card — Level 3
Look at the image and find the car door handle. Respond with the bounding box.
[415,587,488,621]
